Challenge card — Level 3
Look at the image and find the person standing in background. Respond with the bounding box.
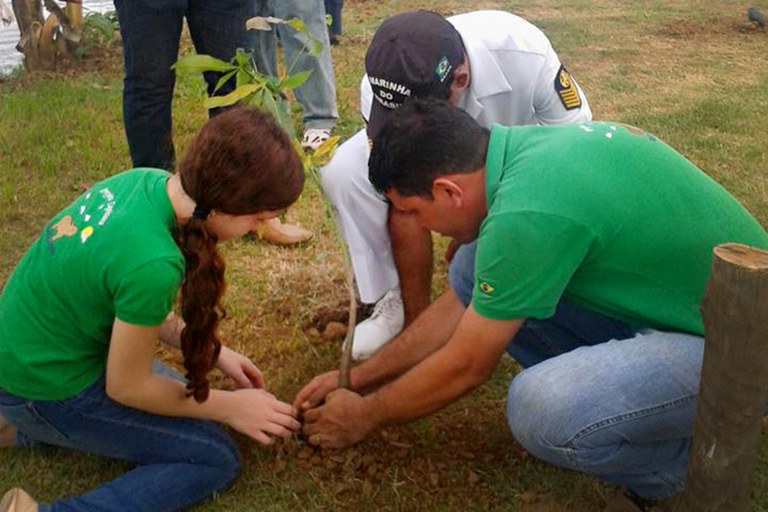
[114,0,251,171]
[324,0,343,45]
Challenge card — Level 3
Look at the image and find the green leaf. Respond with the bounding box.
[203,84,259,109]
[308,39,324,57]
[83,13,115,40]
[214,70,237,93]
[278,71,311,91]
[173,54,236,74]
[262,91,294,134]
[234,48,251,68]
[325,14,333,27]
[248,88,265,108]
[285,17,308,34]
[311,135,340,166]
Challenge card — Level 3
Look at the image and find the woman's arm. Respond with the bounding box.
[106,318,298,445]
[157,312,264,389]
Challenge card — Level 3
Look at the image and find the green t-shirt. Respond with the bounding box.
[472,122,768,335]
[0,169,184,400]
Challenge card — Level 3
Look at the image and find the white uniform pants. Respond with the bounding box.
[320,129,398,303]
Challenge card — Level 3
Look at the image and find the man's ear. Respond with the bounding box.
[432,178,464,207]
[453,69,469,91]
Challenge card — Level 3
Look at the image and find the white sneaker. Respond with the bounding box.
[352,288,404,361]
[301,128,332,150]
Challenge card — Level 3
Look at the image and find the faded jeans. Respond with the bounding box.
[249,0,338,129]
[0,363,240,511]
[114,0,252,169]
[449,241,704,500]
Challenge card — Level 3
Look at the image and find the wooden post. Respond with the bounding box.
[675,243,768,511]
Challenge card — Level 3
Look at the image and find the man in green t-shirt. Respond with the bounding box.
[294,99,768,505]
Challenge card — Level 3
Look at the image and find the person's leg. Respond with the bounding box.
[186,0,251,116]
[319,129,404,359]
[321,128,399,303]
[273,0,338,133]
[507,330,703,500]
[0,372,239,512]
[246,0,278,77]
[114,0,185,169]
[323,0,342,40]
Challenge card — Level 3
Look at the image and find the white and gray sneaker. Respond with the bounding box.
[352,287,404,361]
[301,128,332,151]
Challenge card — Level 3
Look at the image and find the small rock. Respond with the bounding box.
[322,321,347,341]
[520,490,537,504]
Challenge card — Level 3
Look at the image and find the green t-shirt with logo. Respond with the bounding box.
[0,169,184,400]
[472,122,768,335]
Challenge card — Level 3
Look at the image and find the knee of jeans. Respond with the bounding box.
[506,371,575,466]
[183,424,241,489]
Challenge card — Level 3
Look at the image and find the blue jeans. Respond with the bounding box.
[449,241,704,500]
[324,0,343,37]
[248,0,338,129]
[114,0,252,169]
[0,363,240,511]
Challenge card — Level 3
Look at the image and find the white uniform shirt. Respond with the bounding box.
[360,10,591,127]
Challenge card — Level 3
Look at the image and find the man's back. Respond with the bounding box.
[474,122,768,334]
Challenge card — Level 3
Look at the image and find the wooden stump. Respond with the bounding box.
[675,243,768,511]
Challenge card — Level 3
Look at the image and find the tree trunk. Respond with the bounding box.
[675,243,768,511]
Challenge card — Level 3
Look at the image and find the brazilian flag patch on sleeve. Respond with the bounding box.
[554,65,582,110]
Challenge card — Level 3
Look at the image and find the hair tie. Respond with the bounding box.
[192,204,211,221]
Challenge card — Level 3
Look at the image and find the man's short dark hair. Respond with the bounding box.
[369,98,490,197]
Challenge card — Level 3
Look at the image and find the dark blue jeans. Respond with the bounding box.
[0,364,240,511]
[114,0,251,169]
[324,0,343,37]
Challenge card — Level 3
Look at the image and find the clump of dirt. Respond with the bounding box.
[302,302,374,339]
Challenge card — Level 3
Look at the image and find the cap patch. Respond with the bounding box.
[369,76,412,111]
[434,56,452,83]
[554,65,582,110]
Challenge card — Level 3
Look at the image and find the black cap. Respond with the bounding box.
[365,10,465,138]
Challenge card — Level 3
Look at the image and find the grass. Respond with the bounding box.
[2,0,768,510]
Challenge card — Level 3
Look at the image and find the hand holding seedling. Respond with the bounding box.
[302,388,375,449]
[293,369,341,412]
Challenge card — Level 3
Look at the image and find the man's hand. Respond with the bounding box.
[292,370,340,412]
[302,388,375,449]
[216,346,264,389]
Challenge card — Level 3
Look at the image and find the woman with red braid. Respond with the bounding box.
[0,107,304,512]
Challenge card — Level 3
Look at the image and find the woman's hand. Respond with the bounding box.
[224,389,300,445]
[215,346,264,389]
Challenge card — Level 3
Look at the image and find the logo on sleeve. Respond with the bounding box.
[478,280,496,296]
[554,65,582,110]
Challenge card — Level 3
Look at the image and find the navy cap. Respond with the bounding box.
[365,11,465,138]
